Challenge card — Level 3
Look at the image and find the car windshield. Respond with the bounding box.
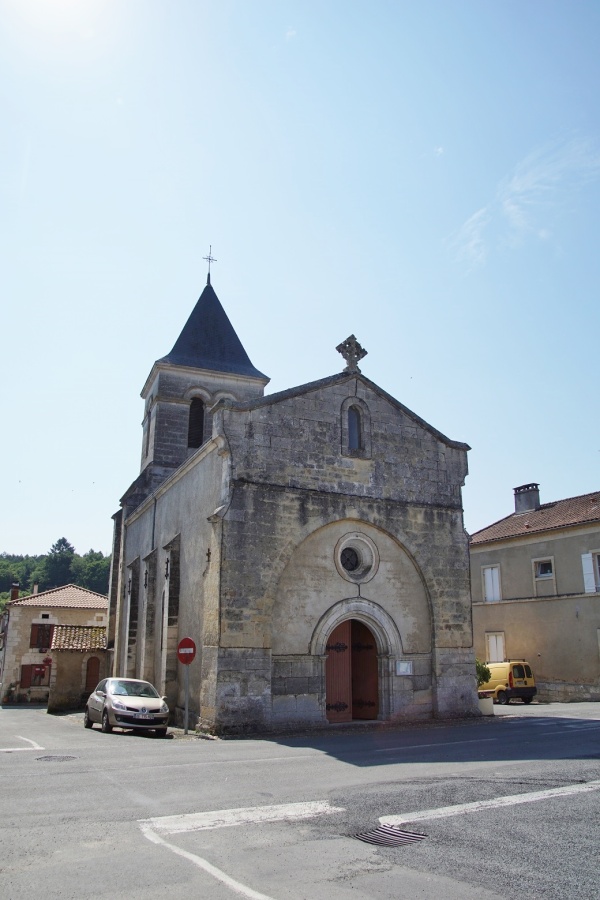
[109,680,159,698]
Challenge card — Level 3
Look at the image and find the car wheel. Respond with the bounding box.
[101,709,113,733]
[84,708,93,729]
[522,697,533,705]
[497,690,508,705]
[155,728,167,738]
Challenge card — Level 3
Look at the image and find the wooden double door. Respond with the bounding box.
[325,619,379,723]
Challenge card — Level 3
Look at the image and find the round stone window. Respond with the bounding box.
[335,532,379,584]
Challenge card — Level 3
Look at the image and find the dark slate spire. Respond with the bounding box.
[158,278,268,380]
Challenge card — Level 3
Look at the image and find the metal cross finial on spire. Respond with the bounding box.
[203,245,217,284]
[336,334,368,374]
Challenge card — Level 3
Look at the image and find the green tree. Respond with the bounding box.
[43,537,76,589]
[71,550,111,594]
[0,542,111,603]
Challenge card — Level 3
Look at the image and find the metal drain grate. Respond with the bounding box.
[355,824,427,847]
[36,755,78,762]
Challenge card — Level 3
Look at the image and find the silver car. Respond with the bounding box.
[85,677,169,736]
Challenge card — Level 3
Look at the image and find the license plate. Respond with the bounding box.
[136,714,153,720]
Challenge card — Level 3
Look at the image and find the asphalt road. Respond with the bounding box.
[1,702,599,900]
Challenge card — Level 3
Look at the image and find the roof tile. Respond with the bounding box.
[471,490,600,545]
[51,625,107,651]
[9,584,108,609]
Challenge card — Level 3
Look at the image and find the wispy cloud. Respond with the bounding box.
[448,137,600,271]
[448,208,490,271]
[285,27,297,41]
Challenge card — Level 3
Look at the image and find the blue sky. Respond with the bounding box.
[2,0,599,556]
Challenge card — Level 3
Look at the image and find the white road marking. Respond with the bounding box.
[380,778,600,826]
[0,736,44,753]
[375,737,498,753]
[140,800,345,899]
[140,823,277,900]
[537,725,600,736]
[141,799,344,835]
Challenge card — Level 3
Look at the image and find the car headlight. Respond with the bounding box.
[112,700,127,711]
[160,702,169,713]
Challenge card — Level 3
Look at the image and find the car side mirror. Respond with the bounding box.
[162,696,168,703]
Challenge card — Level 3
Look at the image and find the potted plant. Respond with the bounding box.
[476,659,494,715]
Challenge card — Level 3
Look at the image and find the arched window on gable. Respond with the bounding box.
[187,398,205,449]
[341,396,372,458]
[348,406,362,451]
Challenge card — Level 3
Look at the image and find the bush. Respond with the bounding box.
[476,658,491,689]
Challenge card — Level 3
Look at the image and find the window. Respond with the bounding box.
[187,398,205,449]
[482,565,501,602]
[534,560,553,578]
[485,632,505,662]
[20,663,51,688]
[335,532,379,584]
[582,552,600,593]
[532,556,556,596]
[144,412,151,458]
[348,406,362,451]
[29,623,54,650]
[340,397,371,458]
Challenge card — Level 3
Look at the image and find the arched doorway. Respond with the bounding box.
[325,619,378,723]
[85,656,100,693]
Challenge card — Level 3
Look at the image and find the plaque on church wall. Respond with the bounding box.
[395,660,413,676]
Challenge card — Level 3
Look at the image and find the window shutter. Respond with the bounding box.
[20,665,32,689]
[486,633,504,662]
[30,624,39,648]
[582,553,596,593]
[483,566,500,602]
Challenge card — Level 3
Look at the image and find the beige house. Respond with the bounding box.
[109,275,478,734]
[471,483,600,701]
[0,584,108,706]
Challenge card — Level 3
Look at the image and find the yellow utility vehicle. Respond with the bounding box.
[481,660,537,705]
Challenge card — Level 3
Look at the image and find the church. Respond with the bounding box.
[107,271,478,733]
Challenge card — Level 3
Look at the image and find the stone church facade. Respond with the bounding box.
[108,275,478,733]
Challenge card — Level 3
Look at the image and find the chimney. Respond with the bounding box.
[33,583,39,595]
[514,483,540,514]
[10,583,20,602]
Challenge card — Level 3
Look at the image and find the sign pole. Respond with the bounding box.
[184,663,189,735]
[177,637,197,736]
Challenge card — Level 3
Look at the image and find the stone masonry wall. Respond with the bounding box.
[204,375,475,731]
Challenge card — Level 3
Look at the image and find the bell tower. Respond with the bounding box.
[129,274,269,508]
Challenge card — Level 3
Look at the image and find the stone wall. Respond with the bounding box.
[47,652,108,713]
[199,374,476,732]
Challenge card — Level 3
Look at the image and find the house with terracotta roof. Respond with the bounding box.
[0,584,108,708]
[471,483,600,701]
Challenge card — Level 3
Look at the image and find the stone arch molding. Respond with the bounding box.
[183,386,212,404]
[310,596,404,658]
[263,516,432,621]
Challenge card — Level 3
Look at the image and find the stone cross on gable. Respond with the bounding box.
[336,334,367,374]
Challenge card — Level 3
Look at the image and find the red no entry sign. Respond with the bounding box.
[177,637,197,665]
